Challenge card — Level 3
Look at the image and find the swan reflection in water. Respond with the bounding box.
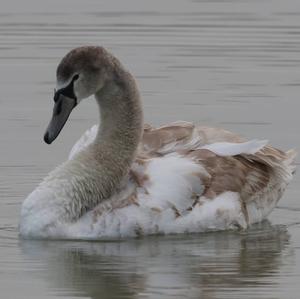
[20,222,289,299]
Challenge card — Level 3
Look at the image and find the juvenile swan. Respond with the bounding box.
[20,46,296,239]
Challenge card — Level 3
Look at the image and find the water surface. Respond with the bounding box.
[0,0,300,298]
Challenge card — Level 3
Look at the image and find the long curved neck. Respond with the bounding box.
[66,70,143,219]
[95,71,143,157]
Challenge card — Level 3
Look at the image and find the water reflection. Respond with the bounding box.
[20,222,289,299]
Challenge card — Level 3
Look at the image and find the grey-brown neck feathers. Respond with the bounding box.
[64,64,143,220]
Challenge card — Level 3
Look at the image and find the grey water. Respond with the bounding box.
[0,0,300,298]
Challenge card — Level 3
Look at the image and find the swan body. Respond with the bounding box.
[20,46,296,239]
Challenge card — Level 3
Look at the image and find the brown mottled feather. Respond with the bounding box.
[141,121,245,155]
[137,121,295,223]
[142,121,195,153]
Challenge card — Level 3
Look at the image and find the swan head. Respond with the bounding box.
[44,46,117,144]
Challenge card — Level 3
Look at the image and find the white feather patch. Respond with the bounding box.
[68,125,98,160]
[200,139,268,156]
[139,154,207,213]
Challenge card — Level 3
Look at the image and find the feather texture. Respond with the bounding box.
[21,121,296,239]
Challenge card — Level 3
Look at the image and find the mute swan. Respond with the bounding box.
[20,46,296,239]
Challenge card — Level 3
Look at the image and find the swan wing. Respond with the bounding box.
[135,121,296,226]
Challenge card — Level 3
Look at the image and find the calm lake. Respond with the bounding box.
[0,0,300,298]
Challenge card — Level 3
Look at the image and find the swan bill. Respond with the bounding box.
[44,94,76,144]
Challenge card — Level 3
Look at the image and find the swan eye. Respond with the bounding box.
[73,74,79,81]
[53,74,79,103]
